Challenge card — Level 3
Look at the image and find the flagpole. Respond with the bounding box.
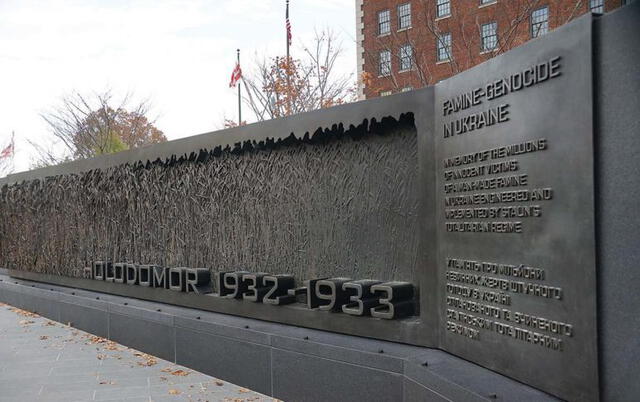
[286,0,291,115]
[11,131,15,171]
[237,49,242,126]
[275,56,281,114]
[286,0,290,61]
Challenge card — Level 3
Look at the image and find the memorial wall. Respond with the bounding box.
[2,7,640,401]
[0,119,419,284]
[434,17,597,401]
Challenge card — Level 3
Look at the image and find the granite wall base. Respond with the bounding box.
[0,274,557,402]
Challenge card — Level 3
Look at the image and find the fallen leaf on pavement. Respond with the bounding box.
[170,369,189,376]
[168,389,180,395]
[10,307,39,318]
[87,335,107,344]
[137,357,157,367]
[133,351,157,366]
[104,341,120,351]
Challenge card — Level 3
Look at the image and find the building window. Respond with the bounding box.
[379,50,391,76]
[380,90,393,96]
[398,3,412,29]
[437,33,452,62]
[531,7,549,38]
[481,22,498,52]
[436,0,450,18]
[378,10,391,35]
[401,87,413,92]
[399,44,413,71]
[590,0,604,12]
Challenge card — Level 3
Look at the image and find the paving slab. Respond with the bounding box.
[0,301,278,402]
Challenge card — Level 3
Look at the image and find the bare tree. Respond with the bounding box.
[241,29,356,122]
[32,89,166,167]
[27,140,68,170]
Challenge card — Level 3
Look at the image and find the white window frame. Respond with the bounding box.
[481,22,498,52]
[399,44,413,71]
[437,33,452,62]
[379,50,392,77]
[378,10,391,36]
[436,0,451,18]
[590,0,604,13]
[531,6,549,38]
[397,3,412,30]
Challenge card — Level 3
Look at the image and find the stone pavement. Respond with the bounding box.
[0,302,278,402]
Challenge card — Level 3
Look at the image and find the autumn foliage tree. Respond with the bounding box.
[242,29,356,121]
[31,90,166,167]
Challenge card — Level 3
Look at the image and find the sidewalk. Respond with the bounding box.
[0,301,276,402]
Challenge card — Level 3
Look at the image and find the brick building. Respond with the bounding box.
[355,0,630,99]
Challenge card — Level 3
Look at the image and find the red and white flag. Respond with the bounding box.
[286,1,292,47]
[0,134,14,159]
[229,62,242,88]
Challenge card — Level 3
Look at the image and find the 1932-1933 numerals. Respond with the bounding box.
[89,262,416,320]
[216,271,415,320]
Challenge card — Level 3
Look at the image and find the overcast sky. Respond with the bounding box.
[0,0,356,174]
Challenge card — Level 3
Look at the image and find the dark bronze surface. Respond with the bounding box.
[0,88,434,348]
[434,15,597,402]
[0,122,420,284]
[0,9,620,401]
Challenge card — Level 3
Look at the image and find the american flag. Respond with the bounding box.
[229,62,242,88]
[0,134,14,159]
[286,0,292,47]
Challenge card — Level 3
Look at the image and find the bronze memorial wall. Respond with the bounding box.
[2,10,635,401]
[434,17,597,401]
